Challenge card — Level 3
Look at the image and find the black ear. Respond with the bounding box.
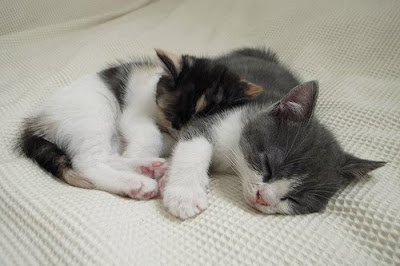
[340,153,386,180]
[271,80,318,121]
[155,49,183,80]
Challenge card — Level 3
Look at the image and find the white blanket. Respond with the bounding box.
[1,0,399,264]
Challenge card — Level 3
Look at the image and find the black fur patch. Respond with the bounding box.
[156,55,258,130]
[99,63,132,108]
[18,121,72,180]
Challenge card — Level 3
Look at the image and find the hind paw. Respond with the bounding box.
[134,158,167,179]
[124,176,159,200]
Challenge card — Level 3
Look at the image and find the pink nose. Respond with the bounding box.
[256,191,269,206]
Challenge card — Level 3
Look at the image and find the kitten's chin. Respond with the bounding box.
[252,201,292,215]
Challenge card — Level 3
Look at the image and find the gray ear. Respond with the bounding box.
[271,80,318,121]
[155,49,183,79]
[340,153,386,180]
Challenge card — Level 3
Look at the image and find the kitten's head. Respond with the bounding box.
[154,49,263,131]
[237,81,385,215]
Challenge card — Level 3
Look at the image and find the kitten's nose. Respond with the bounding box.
[256,191,269,206]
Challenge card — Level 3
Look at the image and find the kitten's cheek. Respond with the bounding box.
[255,204,281,215]
[254,201,292,215]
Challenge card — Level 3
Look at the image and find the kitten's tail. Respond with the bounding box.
[18,122,93,189]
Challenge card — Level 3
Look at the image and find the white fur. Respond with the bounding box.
[120,66,164,158]
[165,108,295,218]
[163,109,246,219]
[211,110,244,174]
[34,66,168,199]
[162,137,212,219]
[34,65,294,215]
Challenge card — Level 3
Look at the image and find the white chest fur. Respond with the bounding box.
[211,109,244,174]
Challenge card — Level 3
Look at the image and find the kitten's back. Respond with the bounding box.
[214,48,300,103]
[229,48,279,63]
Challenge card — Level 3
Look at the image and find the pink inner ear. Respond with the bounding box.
[284,101,306,116]
[275,81,318,121]
[284,83,313,107]
[154,48,183,73]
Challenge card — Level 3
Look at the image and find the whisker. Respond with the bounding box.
[289,127,313,157]
[284,124,301,160]
[305,193,335,200]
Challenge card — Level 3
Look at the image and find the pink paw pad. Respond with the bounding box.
[152,162,163,167]
[143,191,157,199]
[130,188,140,196]
[139,159,167,179]
[156,167,166,177]
[140,166,155,178]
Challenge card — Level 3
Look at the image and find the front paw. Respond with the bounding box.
[162,184,208,220]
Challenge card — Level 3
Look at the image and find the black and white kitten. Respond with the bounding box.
[160,48,386,218]
[19,49,262,199]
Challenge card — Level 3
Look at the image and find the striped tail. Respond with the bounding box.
[19,122,93,189]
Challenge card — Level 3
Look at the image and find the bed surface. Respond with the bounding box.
[1,0,399,264]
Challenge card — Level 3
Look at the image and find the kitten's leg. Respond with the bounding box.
[65,108,158,199]
[110,132,176,178]
[72,142,159,199]
[162,137,213,219]
[118,111,168,177]
[109,157,166,179]
[38,74,159,198]
[79,163,159,199]
[120,113,163,158]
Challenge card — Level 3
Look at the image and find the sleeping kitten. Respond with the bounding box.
[19,49,262,199]
[161,48,386,219]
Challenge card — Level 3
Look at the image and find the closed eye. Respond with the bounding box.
[262,155,273,182]
[281,196,300,205]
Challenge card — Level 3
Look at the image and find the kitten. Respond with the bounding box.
[18,49,262,199]
[161,48,386,219]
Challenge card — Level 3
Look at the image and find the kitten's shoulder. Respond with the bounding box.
[98,57,159,107]
[98,57,157,84]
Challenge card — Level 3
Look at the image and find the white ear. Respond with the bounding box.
[154,48,183,79]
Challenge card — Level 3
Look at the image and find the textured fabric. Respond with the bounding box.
[1,0,399,265]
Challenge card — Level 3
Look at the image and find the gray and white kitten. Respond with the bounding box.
[160,48,385,219]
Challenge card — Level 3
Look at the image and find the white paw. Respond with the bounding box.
[109,157,167,179]
[134,158,167,179]
[162,184,208,219]
[124,176,159,200]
